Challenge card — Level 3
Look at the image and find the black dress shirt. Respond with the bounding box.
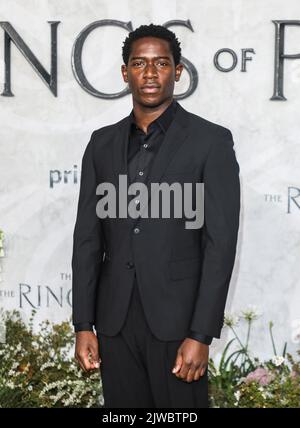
[74,99,212,346]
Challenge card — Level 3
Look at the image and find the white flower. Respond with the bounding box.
[224,313,239,327]
[236,377,246,386]
[234,390,241,405]
[40,361,56,371]
[11,361,19,370]
[241,305,262,322]
[291,319,300,344]
[28,385,33,391]
[272,355,285,366]
[6,381,15,389]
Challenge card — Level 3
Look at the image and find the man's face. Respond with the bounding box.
[121,37,183,108]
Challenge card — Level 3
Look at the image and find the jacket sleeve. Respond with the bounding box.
[71,131,104,328]
[187,330,213,345]
[74,322,94,333]
[189,129,240,338]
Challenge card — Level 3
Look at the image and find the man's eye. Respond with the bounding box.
[133,62,143,66]
[158,62,168,66]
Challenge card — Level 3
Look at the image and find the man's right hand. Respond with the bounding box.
[75,331,101,372]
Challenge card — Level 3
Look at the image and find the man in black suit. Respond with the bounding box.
[72,24,240,408]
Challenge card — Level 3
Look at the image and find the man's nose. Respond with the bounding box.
[143,63,158,78]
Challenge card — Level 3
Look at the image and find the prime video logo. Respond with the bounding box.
[96,175,204,230]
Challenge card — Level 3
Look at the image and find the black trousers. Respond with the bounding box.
[96,275,209,408]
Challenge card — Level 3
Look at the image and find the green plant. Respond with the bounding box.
[0,309,103,408]
[0,307,299,408]
[235,351,300,408]
[208,307,300,408]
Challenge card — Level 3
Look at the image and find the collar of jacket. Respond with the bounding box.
[111,100,190,228]
[128,98,178,134]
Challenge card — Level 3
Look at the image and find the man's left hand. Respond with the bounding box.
[172,338,209,382]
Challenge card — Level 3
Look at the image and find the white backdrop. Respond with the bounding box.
[0,0,299,361]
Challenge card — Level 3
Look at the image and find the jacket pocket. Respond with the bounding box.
[169,256,202,281]
[162,171,194,181]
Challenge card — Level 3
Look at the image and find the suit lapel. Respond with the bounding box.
[112,116,130,182]
[143,102,189,186]
[112,102,190,226]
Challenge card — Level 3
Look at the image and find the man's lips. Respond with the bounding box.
[141,85,160,93]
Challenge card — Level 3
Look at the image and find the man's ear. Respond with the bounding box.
[175,63,184,82]
[121,64,128,82]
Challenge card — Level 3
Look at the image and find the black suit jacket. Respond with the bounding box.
[71,101,240,341]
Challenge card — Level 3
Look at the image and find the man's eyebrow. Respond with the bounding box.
[130,56,171,61]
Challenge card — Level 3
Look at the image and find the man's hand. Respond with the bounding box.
[75,331,101,372]
[172,338,209,382]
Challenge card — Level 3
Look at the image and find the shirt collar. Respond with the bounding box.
[129,98,178,134]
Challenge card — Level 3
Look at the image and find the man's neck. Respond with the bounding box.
[132,98,174,133]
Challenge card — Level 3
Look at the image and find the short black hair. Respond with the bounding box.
[122,23,181,66]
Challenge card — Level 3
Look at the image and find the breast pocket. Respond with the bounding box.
[160,169,195,183]
[168,256,202,281]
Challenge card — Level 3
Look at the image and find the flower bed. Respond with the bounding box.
[0,308,299,408]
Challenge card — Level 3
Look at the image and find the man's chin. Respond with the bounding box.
[137,95,167,108]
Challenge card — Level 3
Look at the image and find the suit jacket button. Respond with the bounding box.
[126,262,134,269]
